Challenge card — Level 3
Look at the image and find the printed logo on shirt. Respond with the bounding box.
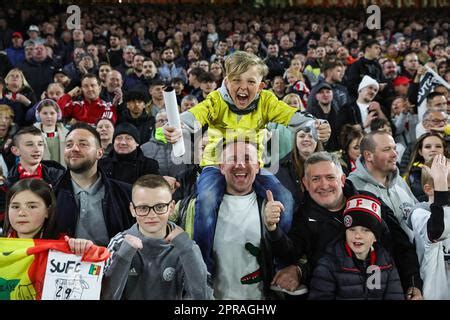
[102,111,113,119]
[129,268,138,276]
[162,267,175,281]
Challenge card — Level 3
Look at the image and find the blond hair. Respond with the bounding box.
[283,93,305,111]
[0,104,14,119]
[224,51,268,80]
[5,68,31,90]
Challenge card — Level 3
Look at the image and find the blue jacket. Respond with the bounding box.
[5,46,25,66]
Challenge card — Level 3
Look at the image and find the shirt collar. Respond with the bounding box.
[72,174,103,195]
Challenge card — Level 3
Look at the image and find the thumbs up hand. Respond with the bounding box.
[264,190,285,232]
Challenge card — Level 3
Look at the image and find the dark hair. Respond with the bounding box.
[292,127,324,187]
[361,39,380,52]
[2,179,56,238]
[67,122,101,147]
[370,118,391,132]
[198,72,216,83]
[188,67,205,78]
[133,174,172,195]
[404,132,448,183]
[426,91,446,103]
[171,77,184,85]
[80,73,100,85]
[339,124,364,157]
[12,126,42,147]
[95,117,115,128]
[125,90,147,103]
[161,46,173,54]
[98,62,111,68]
[149,78,166,88]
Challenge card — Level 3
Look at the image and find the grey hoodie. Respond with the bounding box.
[348,157,418,242]
[101,221,212,300]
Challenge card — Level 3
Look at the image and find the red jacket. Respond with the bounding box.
[57,94,117,125]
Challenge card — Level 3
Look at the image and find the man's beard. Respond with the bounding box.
[163,58,174,64]
[66,158,96,174]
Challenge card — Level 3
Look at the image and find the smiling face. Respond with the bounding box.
[346,226,376,260]
[302,161,346,211]
[365,133,398,174]
[296,130,317,159]
[8,190,48,238]
[130,186,174,239]
[220,142,260,196]
[114,134,138,155]
[359,84,379,103]
[12,133,44,167]
[64,129,102,174]
[224,65,264,110]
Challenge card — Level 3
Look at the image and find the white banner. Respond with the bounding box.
[41,250,104,300]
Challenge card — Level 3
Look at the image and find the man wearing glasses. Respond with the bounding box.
[102,174,212,300]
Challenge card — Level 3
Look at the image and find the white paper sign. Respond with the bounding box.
[41,250,104,300]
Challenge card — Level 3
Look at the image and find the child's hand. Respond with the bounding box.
[423,154,448,192]
[124,234,143,250]
[64,235,94,256]
[163,124,182,144]
[162,176,180,193]
[164,225,184,243]
[315,120,331,142]
[264,190,284,232]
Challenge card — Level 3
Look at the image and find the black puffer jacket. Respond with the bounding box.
[308,241,404,300]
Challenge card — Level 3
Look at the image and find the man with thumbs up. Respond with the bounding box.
[173,138,286,300]
[264,190,285,232]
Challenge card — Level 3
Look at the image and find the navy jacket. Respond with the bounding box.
[46,168,134,242]
[7,160,65,188]
[309,241,404,300]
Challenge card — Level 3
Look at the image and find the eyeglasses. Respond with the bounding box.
[427,119,446,125]
[131,201,172,216]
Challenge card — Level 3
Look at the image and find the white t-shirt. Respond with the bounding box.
[357,101,370,132]
[213,192,263,300]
